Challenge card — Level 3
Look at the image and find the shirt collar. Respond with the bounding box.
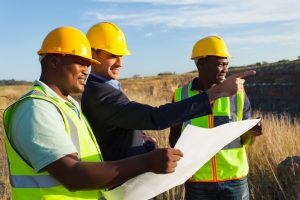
[89,72,121,90]
[34,80,81,110]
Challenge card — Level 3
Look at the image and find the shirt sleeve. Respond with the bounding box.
[11,99,77,172]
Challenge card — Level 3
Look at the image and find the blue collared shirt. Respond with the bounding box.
[89,73,121,90]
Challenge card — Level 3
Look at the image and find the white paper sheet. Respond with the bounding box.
[103,119,260,200]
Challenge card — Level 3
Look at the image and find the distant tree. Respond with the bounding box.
[157,72,175,76]
[188,70,198,73]
[132,74,141,78]
[0,79,32,86]
[278,59,289,63]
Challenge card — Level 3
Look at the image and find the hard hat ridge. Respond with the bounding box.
[87,22,131,56]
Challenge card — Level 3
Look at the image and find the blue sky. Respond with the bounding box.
[1,0,300,81]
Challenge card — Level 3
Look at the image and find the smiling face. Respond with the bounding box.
[91,49,123,80]
[197,56,229,86]
[56,55,90,94]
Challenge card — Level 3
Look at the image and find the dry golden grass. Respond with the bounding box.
[0,76,299,199]
[0,85,33,200]
[0,85,31,98]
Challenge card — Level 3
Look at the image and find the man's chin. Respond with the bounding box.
[71,86,84,94]
[109,69,120,79]
[217,79,226,84]
[111,74,120,80]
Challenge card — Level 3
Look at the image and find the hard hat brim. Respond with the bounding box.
[90,58,101,64]
[37,50,101,64]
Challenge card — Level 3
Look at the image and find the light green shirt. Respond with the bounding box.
[11,80,84,172]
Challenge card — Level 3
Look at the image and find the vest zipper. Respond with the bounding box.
[212,156,217,182]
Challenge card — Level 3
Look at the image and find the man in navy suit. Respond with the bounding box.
[81,22,255,161]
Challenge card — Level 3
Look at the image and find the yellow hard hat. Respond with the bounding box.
[87,22,131,56]
[191,36,231,59]
[38,26,100,64]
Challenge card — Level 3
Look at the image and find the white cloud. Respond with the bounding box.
[85,12,140,20]
[85,0,300,48]
[92,0,214,5]
[144,32,153,37]
[227,33,300,46]
[86,0,300,28]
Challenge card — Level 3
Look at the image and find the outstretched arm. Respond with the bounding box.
[82,70,255,131]
[82,80,212,130]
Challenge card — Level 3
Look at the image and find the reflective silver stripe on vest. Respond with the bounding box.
[222,137,243,150]
[230,95,238,122]
[221,95,242,150]
[23,90,81,159]
[11,175,60,188]
[181,84,191,128]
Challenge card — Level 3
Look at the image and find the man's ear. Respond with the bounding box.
[48,55,59,69]
[91,50,97,59]
[196,59,205,71]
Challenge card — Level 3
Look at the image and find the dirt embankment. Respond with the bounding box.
[229,60,300,116]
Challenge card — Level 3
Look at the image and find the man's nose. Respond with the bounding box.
[116,56,122,66]
[223,64,229,72]
[82,65,89,75]
[224,66,228,72]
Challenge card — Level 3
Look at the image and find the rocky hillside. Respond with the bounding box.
[229,59,300,116]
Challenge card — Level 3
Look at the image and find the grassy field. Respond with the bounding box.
[0,76,299,199]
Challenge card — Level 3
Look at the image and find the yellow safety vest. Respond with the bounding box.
[3,85,104,199]
[174,82,249,182]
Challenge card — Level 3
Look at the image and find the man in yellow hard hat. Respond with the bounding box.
[81,22,256,163]
[3,26,184,200]
[169,36,263,200]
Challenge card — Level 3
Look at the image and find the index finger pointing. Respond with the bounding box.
[230,70,256,78]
